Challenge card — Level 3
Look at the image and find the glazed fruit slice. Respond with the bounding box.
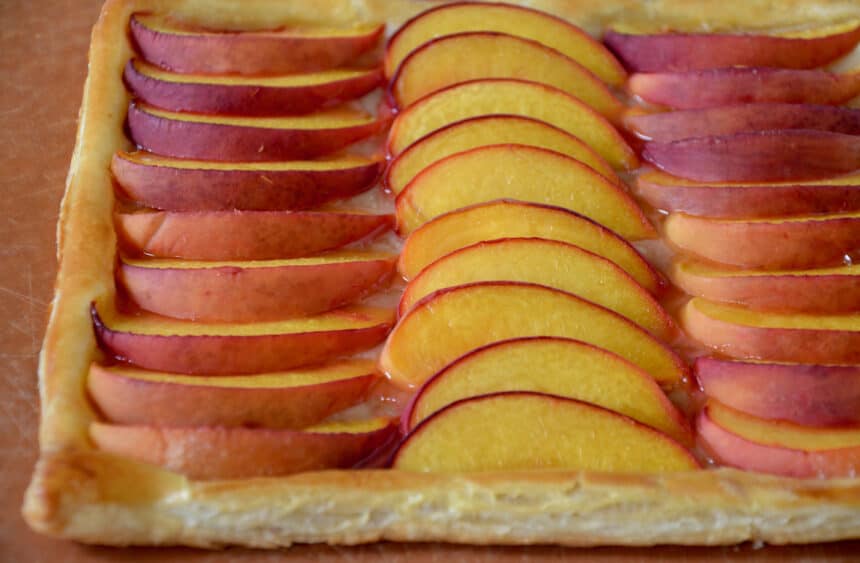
[127,103,384,161]
[697,400,860,478]
[672,260,860,313]
[385,115,617,195]
[680,298,860,365]
[92,303,394,375]
[384,1,626,85]
[604,22,860,72]
[88,360,378,428]
[111,151,382,211]
[393,392,698,473]
[387,79,637,169]
[635,169,860,218]
[665,212,860,269]
[380,282,687,388]
[117,251,396,322]
[395,145,654,238]
[695,358,860,426]
[398,201,663,293]
[389,32,622,118]
[400,238,674,339]
[91,417,396,480]
[130,13,384,75]
[404,337,690,443]
[115,209,393,261]
[124,59,383,115]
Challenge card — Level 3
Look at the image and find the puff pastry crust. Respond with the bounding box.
[23,0,860,547]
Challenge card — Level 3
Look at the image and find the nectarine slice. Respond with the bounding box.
[127,103,384,161]
[681,298,860,365]
[384,1,626,85]
[672,259,860,313]
[124,59,383,116]
[130,14,384,75]
[88,360,378,428]
[395,144,654,239]
[398,201,663,293]
[697,400,860,478]
[117,251,396,322]
[604,22,860,72]
[630,68,860,110]
[385,115,617,195]
[393,392,698,473]
[389,32,622,118]
[636,169,860,218]
[696,358,860,426]
[92,303,394,375]
[111,151,382,211]
[405,337,690,443]
[91,417,396,480]
[665,212,860,269]
[387,79,637,169]
[380,282,687,388]
[115,209,393,261]
[400,238,674,339]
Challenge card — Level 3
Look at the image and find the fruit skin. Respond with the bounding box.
[392,391,699,473]
[629,68,860,109]
[635,169,860,218]
[130,14,385,75]
[90,419,397,480]
[92,304,394,375]
[664,212,860,270]
[87,362,378,428]
[643,130,860,183]
[123,59,384,116]
[680,298,860,365]
[126,103,385,162]
[696,401,860,479]
[695,358,860,426]
[111,152,382,211]
[115,210,393,261]
[604,24,860,72]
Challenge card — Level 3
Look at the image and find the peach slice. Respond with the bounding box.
[680,298,860,365]
[91,417,396,480]
[385,115,616,195]
[88,360,378,428]
[389,32,622,118]
[629,68,860,110]
[115,209,393,261]
[398,201,663,293]
[386,79,637,169]
[643,131,860,183]
[117,251,396,322]
[130,13,384,75]
[400,238,674,339]
[672,259,860,313]
[92,303,394,375]
[696,400,860,478]
[636,169,860,218]
[111,151,382,211]
[604,22,860,72]
[127,103,384,161]
[696,358,860,426]
[384,1,626,85]
[124,59,383,116]
[404,337,690,443]
[625,104,860,142]
[393,392,698,473]
[395,144,655,239]
[665,212,860,269]
[380,282,687,389]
